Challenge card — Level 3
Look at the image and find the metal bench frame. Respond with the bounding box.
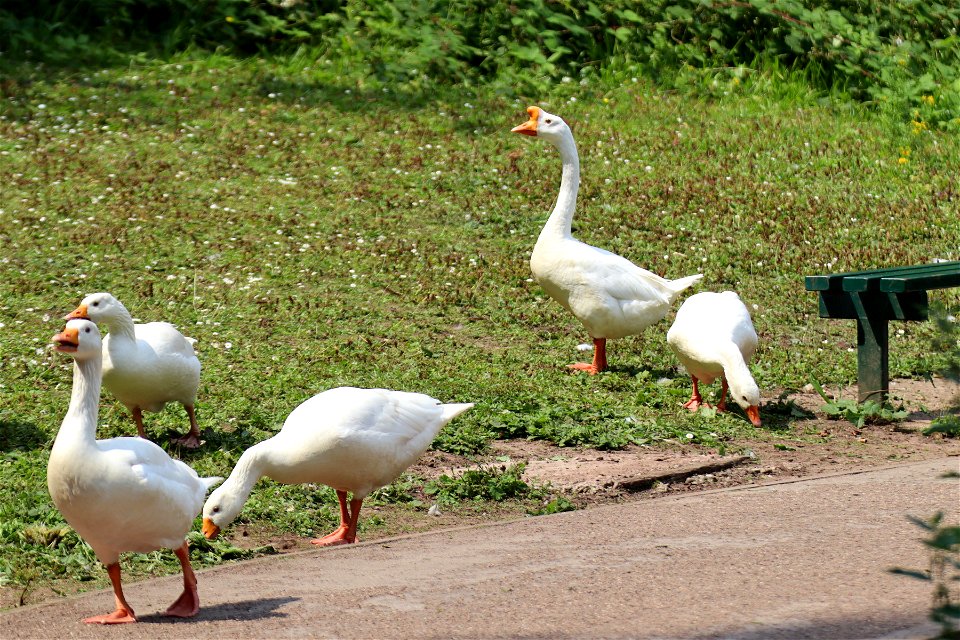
[805,261,960,403]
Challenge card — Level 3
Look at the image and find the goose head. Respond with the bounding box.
[729,376,762,427]
[201,481,243,539]
[511,106,571,146]
[65,292,128,324]
[52,319,102,360]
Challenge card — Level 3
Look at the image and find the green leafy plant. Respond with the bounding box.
[810,379,909,428]
[889,505,960,639]
[527,495,577,516]
[425,464,536,504]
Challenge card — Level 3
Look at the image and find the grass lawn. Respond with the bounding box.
[1,53,958,604]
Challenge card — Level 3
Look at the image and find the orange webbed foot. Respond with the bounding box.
[682,397,712,412]
[171,433,202,449]
[83,609,136,625]
[309,526,356,546]
[164,588,200,618]
[567,363,600,375]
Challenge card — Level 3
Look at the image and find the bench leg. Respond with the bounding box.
[856,315,889,404]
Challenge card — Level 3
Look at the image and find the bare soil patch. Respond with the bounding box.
[407,376,960,503]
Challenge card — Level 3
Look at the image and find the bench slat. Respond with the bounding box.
[843,262,960,292]
[880,270,960,292]
[805,261,960,292]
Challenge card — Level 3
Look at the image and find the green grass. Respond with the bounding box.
[1,53,959,603]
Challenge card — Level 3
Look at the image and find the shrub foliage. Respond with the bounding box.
[2,1,957,125]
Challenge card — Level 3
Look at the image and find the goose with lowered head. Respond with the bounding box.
[667,290,762,426]
[66,292,203,448]
[202,387,473,546]
[511,106,702,374]
[48,319,221,624]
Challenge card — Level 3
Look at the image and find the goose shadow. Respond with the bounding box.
[136,596,298,624]
[0,418,48,452]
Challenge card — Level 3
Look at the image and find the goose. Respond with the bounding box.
[511,106,702,374]
[48,319,221,624]
[201,387,473,546]
[666,291,762,426]
[65,292,203,448]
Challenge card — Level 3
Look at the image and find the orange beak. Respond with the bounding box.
[65,304,89,321]
[746,405,761,427]
[202,517,220,539]
[511,106,540,136]
[52,326,80,352]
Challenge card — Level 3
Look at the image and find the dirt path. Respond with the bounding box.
[2,457,957,640]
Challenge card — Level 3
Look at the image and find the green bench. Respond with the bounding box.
[805,261,960,403]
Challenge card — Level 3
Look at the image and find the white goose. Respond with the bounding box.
[511,106,702,374]
[48,319,221,624]
[66,292,203,448]
[666,291,762,426]
[201,387,473,546]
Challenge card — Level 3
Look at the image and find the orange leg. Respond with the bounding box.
[682,376,712,411]
[568,338,607,375]
[716,378,729,412]
[172,404,202,449]
[83,562,136,624]
[131,407,148,440]
[164,542,200,618]
[311,490,363,546]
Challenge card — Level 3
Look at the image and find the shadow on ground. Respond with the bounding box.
[136,596,297,624]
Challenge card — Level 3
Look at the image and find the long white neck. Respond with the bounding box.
[539,131,580,241]
[103,309,136,342]
[220,445,268,523]
[719,346,757,403]
[54,356,102,450]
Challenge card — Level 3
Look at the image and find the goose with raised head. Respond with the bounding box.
[66,292,203,448]
[667,290,762,426]
[511,106,702,374]
[48,319,221,624]
[202,387,473,546]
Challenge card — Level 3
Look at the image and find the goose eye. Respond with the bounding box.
[545,118,553,124]
[212,506,220,513]
[84,327,91,333]
[92,301,99,307]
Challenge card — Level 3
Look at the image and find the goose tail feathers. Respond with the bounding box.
[440,402,475,424]
[667,273,703,297]
[202,476,224,492]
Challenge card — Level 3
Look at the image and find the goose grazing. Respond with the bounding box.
[201,387,474,546]
[511,106,702,374]
[666,291,762,426]
[48,319,221,624]
[65,292,203,448]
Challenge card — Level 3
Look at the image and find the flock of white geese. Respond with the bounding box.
[47,106,762,624]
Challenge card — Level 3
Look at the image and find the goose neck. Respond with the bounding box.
[104,312,137,341]
[541,132,580,240]
[225,446,268,505]
[54,356,102,449]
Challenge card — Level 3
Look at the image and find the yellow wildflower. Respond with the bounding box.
[226,15,236,23]
[922,95,935,106]
[898,157,909,164]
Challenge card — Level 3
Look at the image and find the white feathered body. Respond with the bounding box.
[101,322,200,413]
[49,436,215,564]
[532,236,703,340]
[223,387,473,501]
[667,291,758,385]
